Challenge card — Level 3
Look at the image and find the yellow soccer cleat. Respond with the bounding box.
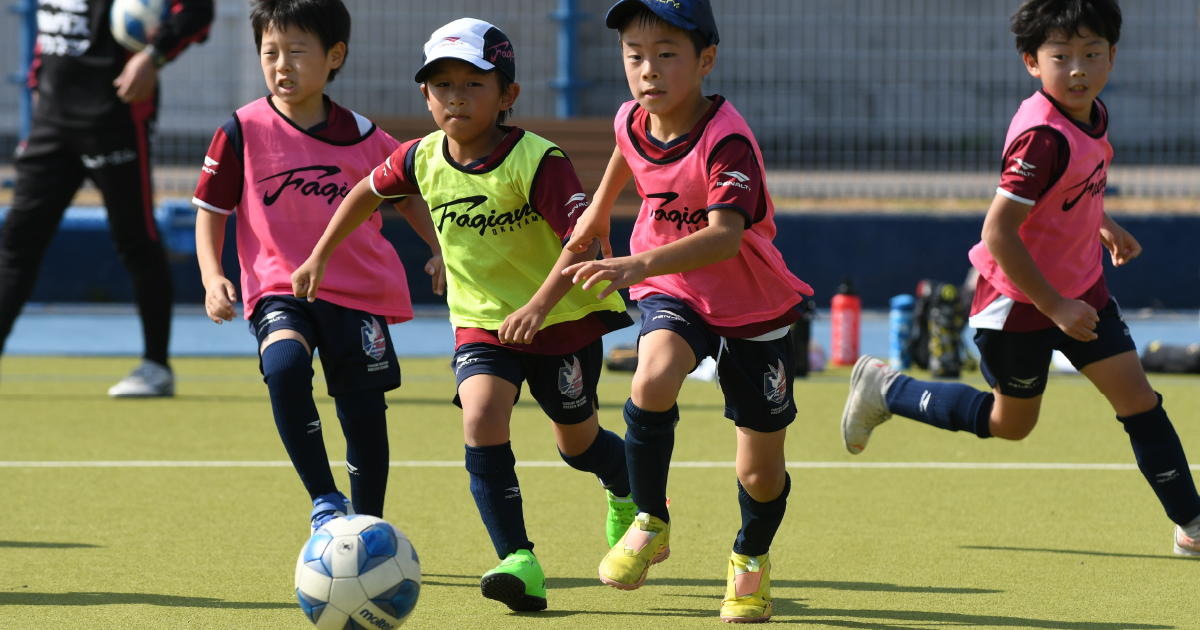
[598,512,670,590]
[720,552,772,623]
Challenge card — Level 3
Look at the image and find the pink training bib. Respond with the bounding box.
[233,98,413,323]
[616,99,813,330]
[969,91,1112,303]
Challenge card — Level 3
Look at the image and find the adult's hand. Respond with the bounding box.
[113,51,159,104]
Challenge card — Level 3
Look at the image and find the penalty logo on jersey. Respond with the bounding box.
[763,359,787,405]
[559,356,584,400]
[361,317,387,361]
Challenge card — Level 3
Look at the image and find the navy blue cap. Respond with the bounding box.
[605,0,720,47]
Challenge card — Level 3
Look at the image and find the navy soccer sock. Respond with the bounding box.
[261,340,337,500]
[335,389,390,518]
[1119,394,1200,526]
[733,474,791,557]
[465,442,533,559]
[558,427,632,498]
[885,374,994,438]
[624,399,678,523]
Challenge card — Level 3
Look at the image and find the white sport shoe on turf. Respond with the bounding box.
[841,355,901,455]
[107,360,175,398]
[1174,522,1200,557]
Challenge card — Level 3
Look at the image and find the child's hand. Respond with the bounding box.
[1049,297,1099,342]
[292,258,326,303]
[1100,223,1142,267]
[563,208,612,258]
[498,303,547,345]
[563,256,646,300]
[425,255,446,296]
[204,276,238,324]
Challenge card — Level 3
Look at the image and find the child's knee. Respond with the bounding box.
[989,414,1037,440]
[631,367,684,410]
[261,339,312,385]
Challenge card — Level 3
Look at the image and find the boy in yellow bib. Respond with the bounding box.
[292,18,634,613]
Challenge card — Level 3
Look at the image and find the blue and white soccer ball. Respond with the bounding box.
[295,515,422,629]
[109,0,171,52]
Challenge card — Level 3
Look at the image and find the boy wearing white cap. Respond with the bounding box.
[294,18,636,612]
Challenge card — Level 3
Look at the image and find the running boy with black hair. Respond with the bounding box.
[563,0,814,622]
[841,0,1200,557]
[193,0,438,533]
[293,18,636,613]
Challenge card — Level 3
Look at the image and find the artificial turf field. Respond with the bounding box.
[1,356,1198,629]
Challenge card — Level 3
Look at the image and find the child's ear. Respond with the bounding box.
[421,83,432,111]
[698,44,717,78]
[501,81,521,112]
[328,41,347,70]
[1022,51,1041,78]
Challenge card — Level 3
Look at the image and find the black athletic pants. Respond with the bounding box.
[0,112,173,365]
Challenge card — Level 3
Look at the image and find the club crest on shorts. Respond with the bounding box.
[559,356,584,399]
[361,317,386,361]
[763,359,787,404]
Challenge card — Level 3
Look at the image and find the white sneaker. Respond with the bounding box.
[107,360,174,398]
[841,355,900,455]
[1174,523,1200,557]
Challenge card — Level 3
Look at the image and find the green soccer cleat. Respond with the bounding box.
[599,512,670,590]
[720,551,773,623]
[606,490,638,549]
[480,549,547,612]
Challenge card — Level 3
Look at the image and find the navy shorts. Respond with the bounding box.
[637,294,796,433]
[452,338,604,425]
[249,295,401,397]
[975,298,1136,399]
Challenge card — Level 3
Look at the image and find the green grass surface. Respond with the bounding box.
[1,356,1198,629]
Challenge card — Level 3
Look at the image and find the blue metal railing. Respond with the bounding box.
[11,0,37,140]
[549,0,587,118]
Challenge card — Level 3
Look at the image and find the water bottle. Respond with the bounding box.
[791,299,817,378]
[888,294,915,369]
[830,280,861,366]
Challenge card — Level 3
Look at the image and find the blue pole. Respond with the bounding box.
[12,0,37,140]
[550,0,587,118]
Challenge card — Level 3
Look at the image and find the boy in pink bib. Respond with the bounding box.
[192,0,440,537]
[563,0,813,621]
[842,0,1200,558]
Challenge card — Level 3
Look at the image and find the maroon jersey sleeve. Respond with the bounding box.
[706,136,763,227]
[531,152,589,241]
[370,139,423,199]
[997,127,1069,205]
[192,117,244,214]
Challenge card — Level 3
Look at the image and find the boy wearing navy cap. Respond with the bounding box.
[564,0,813,622]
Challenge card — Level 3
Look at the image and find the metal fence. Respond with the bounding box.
[6,0,1200,195]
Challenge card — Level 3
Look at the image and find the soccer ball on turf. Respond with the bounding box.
[109,0,171,52]
[295,515,422,629]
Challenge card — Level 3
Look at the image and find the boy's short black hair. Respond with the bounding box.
[615,5,709,56]
[1011,0,1121,57]
[250,0,352,82]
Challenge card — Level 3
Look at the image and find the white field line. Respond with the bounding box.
[0,460,1193,471]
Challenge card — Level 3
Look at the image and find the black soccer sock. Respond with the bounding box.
[558,426,632,498]
[262,340,337,500]
[1119,394,1200,526]
[733,473,791,557]
[885,374,994,438]
[465,442,533,559]
[624,399,678,523]
[335,389,390,518]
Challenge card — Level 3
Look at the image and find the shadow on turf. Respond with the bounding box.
[963,545,1199,561]
[424,574,999,594]
[0,541,99,549]
[0,592,292,609]
[782,607,1173,629]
